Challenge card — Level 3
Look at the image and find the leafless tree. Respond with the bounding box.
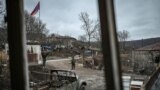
[0,1,7,45]
[117,30,129,52]
[25,11,48,43]
[0,21,7,42]
[79,12,98,47]
[0,1,5,17]
[92,20,100,40]
[92,21,101,48]
[78,35,86,42]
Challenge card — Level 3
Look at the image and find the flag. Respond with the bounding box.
[31,2,40,16]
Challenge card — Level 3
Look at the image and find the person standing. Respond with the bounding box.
[42,53,47,67]
[41,46,49,67]
[71,55,75,70]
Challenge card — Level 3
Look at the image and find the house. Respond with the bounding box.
[47,34,77,48]
[88,47,101,56]
[131,42,160,74]
[5,42,42,65]
[27,42,42,64]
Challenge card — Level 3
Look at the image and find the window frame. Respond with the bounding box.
[98,0,123,90]
[6,0,29,90]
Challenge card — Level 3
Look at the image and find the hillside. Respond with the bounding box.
[125,37,160,49]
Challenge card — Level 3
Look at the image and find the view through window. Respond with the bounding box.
[0,0,10,89]
[115,0,160,90]
[1,0,160,90]
[25,0,106,90]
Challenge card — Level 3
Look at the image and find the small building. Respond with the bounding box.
[132,42,160,74]
[88,47,101,56]
[27,42,42,65]
[5,42,42,65]
[47,35,77,48]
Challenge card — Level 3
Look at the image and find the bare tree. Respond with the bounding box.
[24,11,48,43]
[92,20,100,40]
[92,22,101,48]
[93,30,100,42]
[0,1,5,17]
[79,12,98,47]
[78,35,86,42]
[117,30,129,52]
[0,22,7,45]
[0,1,7,45]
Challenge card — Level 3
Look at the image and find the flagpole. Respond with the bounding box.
[39,1,41,43]
[39,1,40,24]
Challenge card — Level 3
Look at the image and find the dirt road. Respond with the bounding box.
[46,59,106,90]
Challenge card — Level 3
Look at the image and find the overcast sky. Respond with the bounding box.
[25,0,160,40]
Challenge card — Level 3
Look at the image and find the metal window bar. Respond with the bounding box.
[98,0,123,90]
[5,0,123,90]
[6,0,29,90]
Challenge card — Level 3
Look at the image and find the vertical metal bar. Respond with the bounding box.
[6,0,29,90]
[98,0,123,90]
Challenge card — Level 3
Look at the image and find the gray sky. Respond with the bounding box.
[24,0,98,39]
[115,0,160,40]
[25,0,160,40]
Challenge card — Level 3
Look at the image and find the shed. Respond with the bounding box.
[132,42,160,74]
[5,42,42,65]
[27,42,42,65]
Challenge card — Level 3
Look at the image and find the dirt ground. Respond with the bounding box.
[46,60,106,90]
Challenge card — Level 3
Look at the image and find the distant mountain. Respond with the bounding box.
[125,37,160,49]
[77,37,160,50]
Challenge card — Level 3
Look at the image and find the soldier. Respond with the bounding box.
[41,47,49,67]
[42,53,47,67]
[71,55,75,70]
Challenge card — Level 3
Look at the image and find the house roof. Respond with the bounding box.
[136,42,160,51]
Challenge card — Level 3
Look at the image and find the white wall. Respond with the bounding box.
[27,45,42,64]
[5,43,42,64]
